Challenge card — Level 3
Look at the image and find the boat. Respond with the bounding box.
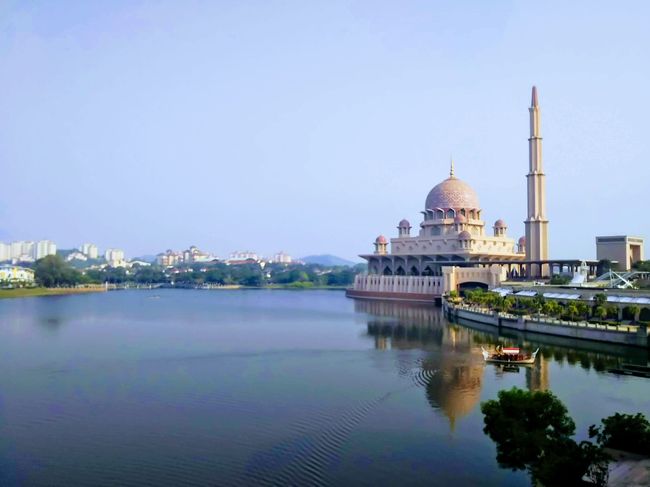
[481,346,539,365]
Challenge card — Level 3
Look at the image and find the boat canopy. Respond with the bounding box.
[502,347,520,355]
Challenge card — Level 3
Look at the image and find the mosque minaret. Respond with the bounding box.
[525,86,550,277]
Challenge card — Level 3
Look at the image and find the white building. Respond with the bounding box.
[33,240,57,260]
[0,243,9,262]
[105,248,126,267]
[228,251,259,262]
[270,251,292,264]
[79,243,99,259]
[0,240,56,262]
[9,241,34,261]
[66,251,88,262]
[156,250,183,266]
[0,265,35,285]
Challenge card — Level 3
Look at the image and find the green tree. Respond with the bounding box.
[565,303,579,321]
[626,305,641,323]
[589,413,650,455]
[481,387,609,486]
[606,305,619,322]
[594,305,607,322]
[593,293,607,308]
[632,260,650,272]
[481,388,576,470]
[502,296,515,313]
[34,255,83,287]
[576,302,590,320]
[541,300,561,318]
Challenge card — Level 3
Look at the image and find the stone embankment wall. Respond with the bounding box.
[444,300,650,349]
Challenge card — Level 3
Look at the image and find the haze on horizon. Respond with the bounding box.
[1,0,648,262]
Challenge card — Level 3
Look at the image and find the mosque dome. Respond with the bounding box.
[454,215,467,224]
[518,236,526,246]
[494,219,507,228]
[458,231,472,240]
[375,235,388,244]
[398,219,411,227]
[425,174,480,210]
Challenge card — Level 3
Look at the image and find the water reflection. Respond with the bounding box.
[357,299,648,427]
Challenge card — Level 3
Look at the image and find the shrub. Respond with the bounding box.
[589,413,650,455]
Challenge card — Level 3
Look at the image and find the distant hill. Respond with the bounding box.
[300,254,357,267]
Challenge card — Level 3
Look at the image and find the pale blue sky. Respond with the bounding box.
[1,0,648,261]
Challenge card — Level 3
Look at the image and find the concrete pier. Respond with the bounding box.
[444,300,649,349]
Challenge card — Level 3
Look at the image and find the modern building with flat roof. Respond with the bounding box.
[596,235,644,271]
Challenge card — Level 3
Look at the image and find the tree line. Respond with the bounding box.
[31,255,363,288]
[455,289,649,324]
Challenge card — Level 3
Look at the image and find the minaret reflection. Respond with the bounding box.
[526,356,549,392]
[358,300,485,429]
[356,299,644,428]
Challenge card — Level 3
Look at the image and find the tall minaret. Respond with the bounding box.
[525,86,549,277]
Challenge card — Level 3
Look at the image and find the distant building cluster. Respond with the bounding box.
[154,249,295,268]
[0,239,131,269]
[0,237,299,273]
[0,240,56,263]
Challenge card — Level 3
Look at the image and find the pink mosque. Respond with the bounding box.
[348,87,550,302]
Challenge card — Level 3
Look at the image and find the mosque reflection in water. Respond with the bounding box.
[356,299,647,428]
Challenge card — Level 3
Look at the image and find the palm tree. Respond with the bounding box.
[627,305,640,324]
[594,305,607,323]
[576,302,590,321]
[593,293,607,308]
[566,303,579,321]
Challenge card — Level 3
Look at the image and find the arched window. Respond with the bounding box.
[446,209,455,219]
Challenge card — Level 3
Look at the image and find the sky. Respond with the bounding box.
[1,0,649,261]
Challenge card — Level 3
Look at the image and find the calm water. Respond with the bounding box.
[1,290,649,486]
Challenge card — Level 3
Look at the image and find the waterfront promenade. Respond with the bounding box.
[444,299,650,348]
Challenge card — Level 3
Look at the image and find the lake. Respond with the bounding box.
[1,289,648,486]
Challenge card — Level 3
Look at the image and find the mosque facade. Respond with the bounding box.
[348,87,549,301]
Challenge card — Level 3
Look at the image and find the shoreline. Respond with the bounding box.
[0,287,107,299]
[0,286,347,299]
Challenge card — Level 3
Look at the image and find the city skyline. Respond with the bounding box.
[2,1,649,261]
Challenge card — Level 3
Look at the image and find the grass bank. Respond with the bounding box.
[263,284,348,290]
[0,287,106,299]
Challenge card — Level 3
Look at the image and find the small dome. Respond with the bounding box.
[494,219,507,228]
[454,215,466,223]
[425,175,480,210]
[518,236,526,246]
[458,231,472,240]
[398,219,411,227]
[375,235,388,244]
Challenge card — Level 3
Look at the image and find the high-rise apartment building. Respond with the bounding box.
[33,240,57,260]
[105,248,125,267]
[0,242,9,262]
[80,243,99,259]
